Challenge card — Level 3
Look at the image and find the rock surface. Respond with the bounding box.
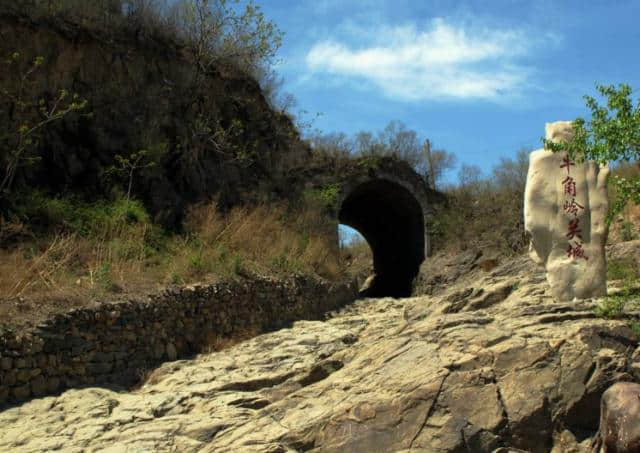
[591,381,640,453]
[1,255,639,452]
[524,121,610,301]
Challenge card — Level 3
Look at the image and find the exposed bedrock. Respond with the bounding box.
[2,254,638,452]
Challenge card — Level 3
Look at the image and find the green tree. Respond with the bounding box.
[0,52,88,197]
[544,83,640,222]
[167,0,283,74]
[106,149,157,200]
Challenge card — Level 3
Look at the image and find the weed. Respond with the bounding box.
[621,219,637,241]
[170,272,183,286]
[608,258,639,282]
[595,294,627,319]
[629,320,640,341]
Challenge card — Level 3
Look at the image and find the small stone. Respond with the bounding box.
[15,357,29,368]
[1,357,12,370]
[87,362,113,374]
[3,370,16,386]
[30,375,46,396]
[32,341,43,354]
[16,369,31,383]
[36,354,48,368]
[72,364,86,376]
[30,368,42,377]
[166,343,177,361]
[153,343,165,359]
[12,383,31,400]
[46,377,60,393]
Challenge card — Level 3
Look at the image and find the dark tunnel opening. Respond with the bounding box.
[338,179,425,298]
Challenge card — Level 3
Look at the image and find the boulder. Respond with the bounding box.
[525,121,610,301]
[591,382,640,453]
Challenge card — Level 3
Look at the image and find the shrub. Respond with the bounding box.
[432,149,530,254]
[608,258,640,282]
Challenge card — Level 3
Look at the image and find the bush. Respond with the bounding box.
[432,149,530,254]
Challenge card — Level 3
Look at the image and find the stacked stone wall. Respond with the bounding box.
[0,275,357,406]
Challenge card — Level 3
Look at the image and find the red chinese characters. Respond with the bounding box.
[563,198,584,217]
[560,154,588,260]
[566,218,582,240]
[562,176,577,197]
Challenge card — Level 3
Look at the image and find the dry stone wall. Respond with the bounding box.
[0,275,357,406]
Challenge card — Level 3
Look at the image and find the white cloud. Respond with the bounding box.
[305,18,545,102]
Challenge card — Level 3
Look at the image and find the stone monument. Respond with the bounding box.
[524,121,610,301]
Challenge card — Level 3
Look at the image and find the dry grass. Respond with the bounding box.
[340,237,373,282]
[0,197,348,325]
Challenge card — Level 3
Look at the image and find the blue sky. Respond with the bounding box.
[258,0,640,183]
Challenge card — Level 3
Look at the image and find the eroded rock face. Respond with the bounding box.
[524,121,610,301]
[1,254,638,452]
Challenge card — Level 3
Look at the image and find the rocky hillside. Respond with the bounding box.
[2,247,639,452]
[0,7,309,227]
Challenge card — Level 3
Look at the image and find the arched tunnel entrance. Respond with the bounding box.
[339,179,426,298]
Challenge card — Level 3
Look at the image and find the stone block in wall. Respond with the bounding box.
[36,354,47,369]
[16,369,31,383]
[31,375,46,396]
[15,357,29,368]
[153,343,165,359]
[12,384,31,400]
[86,362,113,375]
[0,357,11,370]
[46,377,60,393]
[166,343,177,361]
[0,385,8,404]
[3,370,16,386]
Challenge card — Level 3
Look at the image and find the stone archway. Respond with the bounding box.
[338,173,432,298]
[286,156,440,297]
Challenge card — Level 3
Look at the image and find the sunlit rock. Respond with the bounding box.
[524,121,610,301]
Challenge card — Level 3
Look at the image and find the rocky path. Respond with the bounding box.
[1,256,639,452]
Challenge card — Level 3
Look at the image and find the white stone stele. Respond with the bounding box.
[524,121,610,301]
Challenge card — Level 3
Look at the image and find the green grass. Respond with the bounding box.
[607,258,640,281]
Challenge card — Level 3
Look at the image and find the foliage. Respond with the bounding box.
[432,149,530,254]
[105,149,157,200]
[168,0,283,74]
[0,51,88,197]
[303,184,340,211]
[11,190,151,237]
[608,257,640,282]
[596,256,640,330]
[307,121,456,184]
[543,83,640,222]
[0,1,301,227]
[0,193,348,304]
[12,0,283,75]
[594,292,627,319]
